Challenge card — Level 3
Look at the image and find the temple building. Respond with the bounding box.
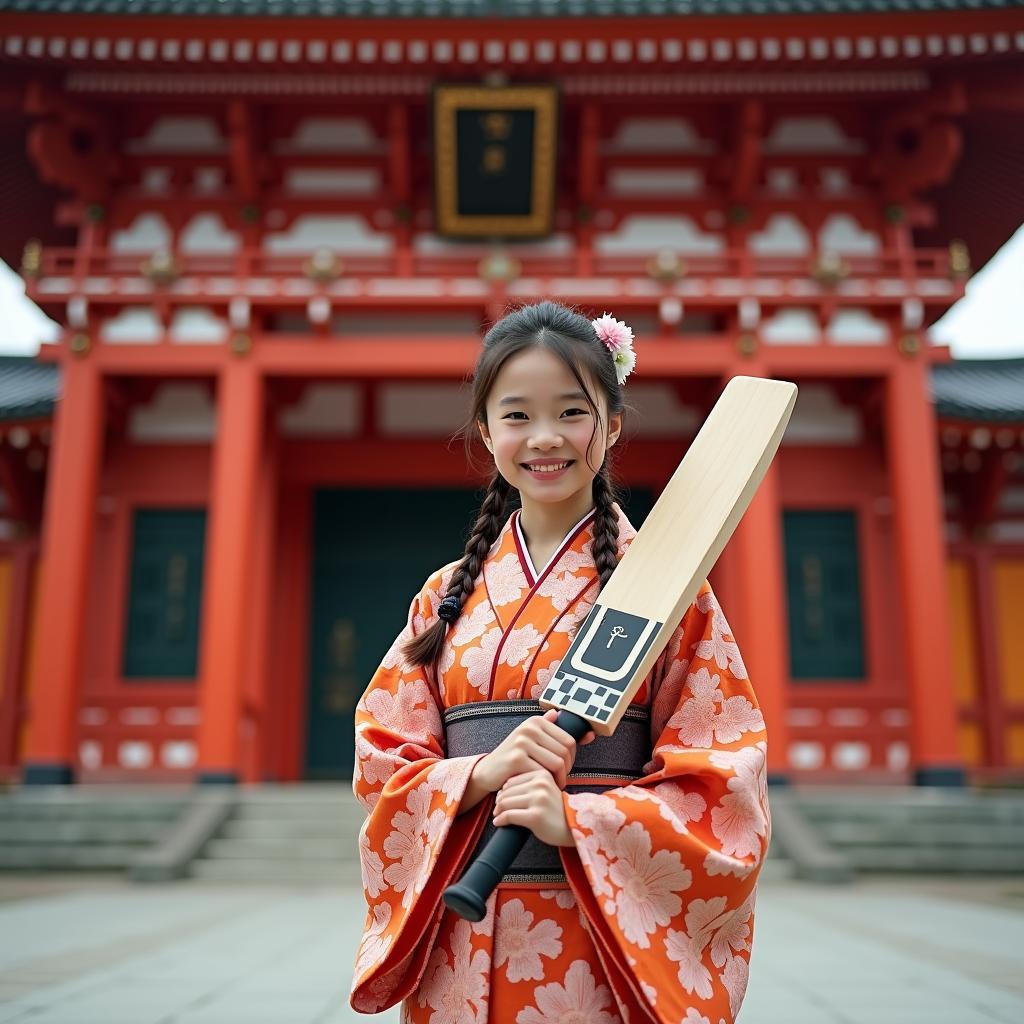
[0,0,1022,786]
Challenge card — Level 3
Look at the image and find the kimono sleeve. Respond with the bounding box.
[349,571,492,1015]
[560,581,769,1024]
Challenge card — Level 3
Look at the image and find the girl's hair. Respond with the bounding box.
[402,300,626,669]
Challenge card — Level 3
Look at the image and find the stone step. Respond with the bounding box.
[232,805,366,824]
[819,820,1024,847]
[204,837,360,861]
[189,858,362,884]
[1,820,173,845]
[844,846,1024,873]
[794,796,1024,826]
[0,801,187,822]
[220,819,362,841]
[0,844,142,870]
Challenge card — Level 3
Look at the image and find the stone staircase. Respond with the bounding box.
[189,785,363,883]
[789,788,1024,874]
[0,787,191,871]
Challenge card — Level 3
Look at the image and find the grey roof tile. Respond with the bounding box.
[931,357,1024,423]
[1,0,1019,17]
[0,356,59,421]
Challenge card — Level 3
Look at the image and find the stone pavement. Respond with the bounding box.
[0,875,1021,1024]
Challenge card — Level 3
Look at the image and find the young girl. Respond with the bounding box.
[351,301,769,1024]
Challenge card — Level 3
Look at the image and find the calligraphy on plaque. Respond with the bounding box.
[433,84,558,238]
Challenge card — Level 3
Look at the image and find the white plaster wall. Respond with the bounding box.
[129,383,216,442]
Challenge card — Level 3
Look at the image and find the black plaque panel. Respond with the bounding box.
[455,108,535,218]
[434,84,557,238]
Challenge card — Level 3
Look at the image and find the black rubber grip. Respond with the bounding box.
[442,709,592,922]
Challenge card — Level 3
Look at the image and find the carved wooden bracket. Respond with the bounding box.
[870,92,965,202]
[24,81,116,203]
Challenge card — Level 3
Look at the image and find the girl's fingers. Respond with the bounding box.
[537,718,578,752]
[494,792,533,811]
[526,748,563,777]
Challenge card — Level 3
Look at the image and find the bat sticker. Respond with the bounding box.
[541,604,663,722]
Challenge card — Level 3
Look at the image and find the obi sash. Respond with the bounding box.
[444,699,651,883]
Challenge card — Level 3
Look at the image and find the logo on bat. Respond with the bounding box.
[606,625,628,649]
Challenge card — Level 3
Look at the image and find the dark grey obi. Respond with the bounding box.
[443,699,651,883]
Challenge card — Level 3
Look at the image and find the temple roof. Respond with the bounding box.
[3,0,1021,16]
[1,355,1023,423]
[931,358,1024,423]
[0,357,59,421]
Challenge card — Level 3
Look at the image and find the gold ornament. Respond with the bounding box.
[736,333,758,357]
[948,240,970,278]
[21,239,43,278]
[898,333,921,356]
[304,248,342,282]
[69,332,91,356]
[477,250,521,282]
[231,332,252,356]
[811,251,850,288]
[141,250,180,286]
[647,249,686,282]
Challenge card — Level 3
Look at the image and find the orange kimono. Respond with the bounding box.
[351,504,769,1024]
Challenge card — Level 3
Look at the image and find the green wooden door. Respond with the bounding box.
[123,508,206,680]
[783,510,865,680]
[305,488,478,779]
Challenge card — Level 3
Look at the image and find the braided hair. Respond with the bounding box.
[401,300,626,668]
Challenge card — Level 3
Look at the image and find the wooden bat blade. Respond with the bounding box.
[539,376,797,735]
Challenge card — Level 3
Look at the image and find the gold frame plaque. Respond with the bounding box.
[433,84,558,239]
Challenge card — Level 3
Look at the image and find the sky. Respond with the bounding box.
[1,223,1023,359]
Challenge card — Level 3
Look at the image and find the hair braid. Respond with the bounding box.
[401,473,512,668]
[591,463,621,590]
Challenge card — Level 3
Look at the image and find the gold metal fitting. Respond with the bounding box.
[230,332,252,356]
[948,240,971,278]
[69,332,91,356]
[304,248,342,282]
[21,239,43,278]
[898,333,921,356]
[647,248,686,282]
[141,249,180,285]
[811,251,850,287]
[737,333,758,357]
[477,250,521,282]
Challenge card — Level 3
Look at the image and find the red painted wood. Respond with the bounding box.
[22,358,104,776]
[195,361,264,779]
[886,355,964,777]
[0,542,37,776]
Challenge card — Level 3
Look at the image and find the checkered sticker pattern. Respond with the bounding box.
[541,672,621,723]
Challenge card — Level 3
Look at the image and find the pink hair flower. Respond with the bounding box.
[591,312,636,385]
[591,312,634,353]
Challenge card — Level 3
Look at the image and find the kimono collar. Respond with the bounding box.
[513,507,597,584]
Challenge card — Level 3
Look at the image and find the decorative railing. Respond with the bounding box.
[26,245,963,303]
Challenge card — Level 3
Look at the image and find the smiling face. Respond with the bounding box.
[478,345,621,517]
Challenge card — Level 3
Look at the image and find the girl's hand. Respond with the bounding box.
[492,769,574,847]
[473,709,593,794]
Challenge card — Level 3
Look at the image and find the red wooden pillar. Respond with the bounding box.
[22,357,105,784]
[886,356,965,785]
[241,420,279,782]
[195,360,263,784]
[0,542,37,774]
[721,368,791,784]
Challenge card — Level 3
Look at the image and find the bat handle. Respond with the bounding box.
[442,709,592,922]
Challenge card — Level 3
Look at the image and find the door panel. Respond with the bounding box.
[305,488,477,779]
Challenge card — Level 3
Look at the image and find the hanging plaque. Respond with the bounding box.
[433,84,558,238]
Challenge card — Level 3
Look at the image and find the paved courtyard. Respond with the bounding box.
[0,875,1022,1024]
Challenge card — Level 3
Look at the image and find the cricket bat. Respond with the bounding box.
[442,376,798,921]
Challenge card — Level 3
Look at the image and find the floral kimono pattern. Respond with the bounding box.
[351,505,769,1024]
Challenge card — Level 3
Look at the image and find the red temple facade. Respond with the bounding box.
[0,0,1022,787]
